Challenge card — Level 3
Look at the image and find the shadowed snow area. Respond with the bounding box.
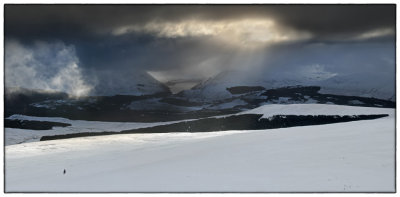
[5,104,395,192]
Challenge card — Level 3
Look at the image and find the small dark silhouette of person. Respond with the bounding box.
[63,169,66,175]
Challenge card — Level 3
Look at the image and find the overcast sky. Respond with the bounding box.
[4,5,395,96]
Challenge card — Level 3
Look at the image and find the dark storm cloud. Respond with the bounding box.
[5,5,395,69]
[5,4,395,41]
[263,5,396,40]
[4,4,395,95]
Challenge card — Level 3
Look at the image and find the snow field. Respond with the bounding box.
[5,104,395,192]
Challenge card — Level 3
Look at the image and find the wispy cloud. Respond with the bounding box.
[112,18,312,49]
[352,27,394,41]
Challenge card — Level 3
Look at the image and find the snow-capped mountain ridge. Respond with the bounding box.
[181,69,395,101]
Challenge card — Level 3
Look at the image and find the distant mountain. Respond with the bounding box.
[179,70,302,102]
[317,73,395,101]
[164,78,203,94]
[4,84,395,123]
[5,87,69,117]
[4,68,395,122]
[91,71,171,96]
[179,69,395,102]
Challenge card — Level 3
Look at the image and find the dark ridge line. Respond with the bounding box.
[39,114,389,142]
[5,119,71,130]
[226,86,266,94]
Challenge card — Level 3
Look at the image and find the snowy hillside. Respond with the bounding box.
[5,104,395,192]
[318,73,395,101]
[240,103,394,118]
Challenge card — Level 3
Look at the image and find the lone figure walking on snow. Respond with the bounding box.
[63,169,66,175]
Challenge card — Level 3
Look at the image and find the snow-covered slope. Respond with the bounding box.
[318,73,395,101]
[5,104,395,192]
[240,103,394,118]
